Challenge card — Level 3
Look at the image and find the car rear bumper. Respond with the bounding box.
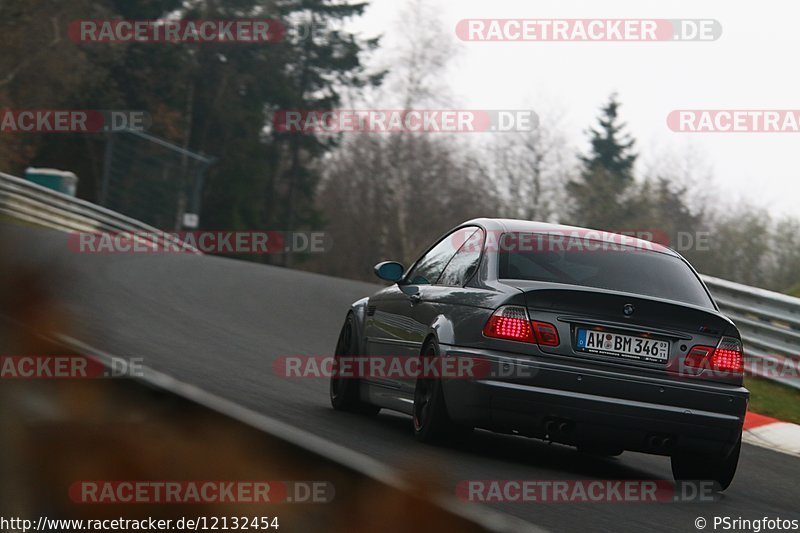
[441,345,748,456]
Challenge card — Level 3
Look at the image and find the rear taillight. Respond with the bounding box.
[532,321,560,347]
[685,345,714,368]
[483,306,534,342]
[483,306,560,346]
[712,338,745,372]
[685,337,744,373]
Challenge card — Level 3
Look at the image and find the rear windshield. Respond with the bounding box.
[497,233,714,308]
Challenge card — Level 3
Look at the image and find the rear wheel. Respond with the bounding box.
[329,314,380,415]
[412,341,472,443]
[671,435,741,491]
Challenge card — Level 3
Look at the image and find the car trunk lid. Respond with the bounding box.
[507,281,736,378]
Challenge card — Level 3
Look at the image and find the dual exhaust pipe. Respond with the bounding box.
[647,434,675,450]
[544,418,574,438]
[542,418,674,450]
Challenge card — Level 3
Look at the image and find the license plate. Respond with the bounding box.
[576,328,669,363]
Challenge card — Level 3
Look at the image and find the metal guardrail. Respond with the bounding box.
[0,170,797,389]
[702,275,800,389]
[0,171,198,253]
[0,171,529,533]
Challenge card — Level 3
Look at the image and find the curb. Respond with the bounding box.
[52,333,546,533]
[742,411,800,457]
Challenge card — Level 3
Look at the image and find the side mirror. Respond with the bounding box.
[374,261,405,282]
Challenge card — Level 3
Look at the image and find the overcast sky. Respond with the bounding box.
[349,0,800,219]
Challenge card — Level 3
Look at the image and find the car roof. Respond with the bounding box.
[460,217,677,256]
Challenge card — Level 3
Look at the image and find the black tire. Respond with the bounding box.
[671,435,741,491]
[329,314,380,415]
[412,341,473,443]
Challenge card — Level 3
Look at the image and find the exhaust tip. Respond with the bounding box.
[647,435,675,449]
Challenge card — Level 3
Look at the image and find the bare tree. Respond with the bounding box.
[470,109,572,223]
[385,0,457,109]
[308,1,507,279]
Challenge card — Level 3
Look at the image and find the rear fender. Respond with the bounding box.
[430,314,455,346]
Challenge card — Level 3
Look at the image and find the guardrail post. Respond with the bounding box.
[99,133,114,206]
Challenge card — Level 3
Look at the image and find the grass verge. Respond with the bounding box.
[745,376,800,425]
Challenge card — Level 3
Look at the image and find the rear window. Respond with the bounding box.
[497,233,714,308]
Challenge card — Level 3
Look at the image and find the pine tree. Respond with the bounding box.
[566,94,637,229]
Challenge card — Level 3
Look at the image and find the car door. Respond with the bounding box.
[363,228,471,391]
[397,227,485,395]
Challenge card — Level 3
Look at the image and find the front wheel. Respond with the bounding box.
[329,314,380,415]
[412,341,472,443]
[671,436,741,491]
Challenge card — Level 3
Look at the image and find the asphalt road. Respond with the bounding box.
[3,222,799,533]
